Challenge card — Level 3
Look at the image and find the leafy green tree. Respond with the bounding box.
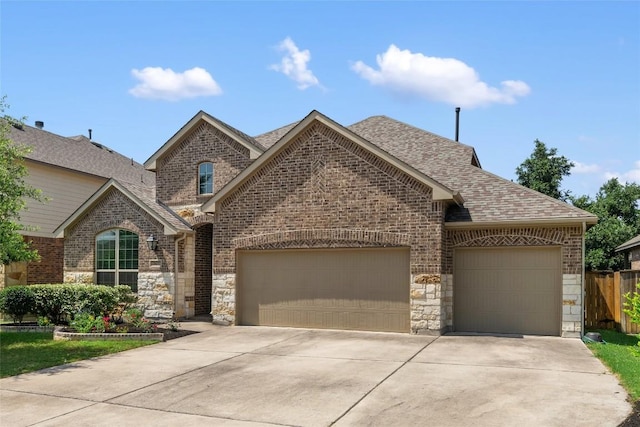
[0,97,43,264]
[516,139,574,200]
[572,178,640,270]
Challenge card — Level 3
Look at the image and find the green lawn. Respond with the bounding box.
[586,329,640,401]
[0,332,156,378]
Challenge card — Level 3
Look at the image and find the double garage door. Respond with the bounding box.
[237,247,410,333]
[454,247,562,336]
[236,246,562,336]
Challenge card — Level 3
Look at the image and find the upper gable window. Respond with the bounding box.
[198,162,214,195]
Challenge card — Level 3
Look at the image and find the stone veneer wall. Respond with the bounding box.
[212,122,445,333]
[156,121,253,208]
[63,188,180,321]
[446,226,585,337]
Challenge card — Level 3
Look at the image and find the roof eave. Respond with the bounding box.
[445,216,598,229]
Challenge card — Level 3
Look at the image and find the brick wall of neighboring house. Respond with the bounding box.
[25,236,64,284]
[155,121,254,210]
[213,122,444,274]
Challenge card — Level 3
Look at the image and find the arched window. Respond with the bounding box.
[198,162,214,195]
[96,229,139,292]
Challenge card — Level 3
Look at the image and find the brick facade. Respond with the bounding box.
[194,223,212,315]
[25,236,64,284]
[156,122,253,209]
[214,123,443,275]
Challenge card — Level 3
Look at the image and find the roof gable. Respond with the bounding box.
[54,179,192,237]
[202,110,462,213]
[144,111,264,171]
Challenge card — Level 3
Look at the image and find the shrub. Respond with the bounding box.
[30,284,76,324]
[623,282,640,326]
[0,286,35,324]
[74,285,119,318]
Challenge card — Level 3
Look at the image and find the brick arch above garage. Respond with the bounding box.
[444,226,584,275]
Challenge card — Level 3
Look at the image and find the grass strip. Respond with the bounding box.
[587,329,640,401]
[0,332,156,378]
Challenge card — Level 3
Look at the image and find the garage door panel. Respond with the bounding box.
[238,248,410,332]
[454,247,561,336]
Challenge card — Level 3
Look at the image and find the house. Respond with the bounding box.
[616,235,640,270]
[53,110,597,337]
[1,121,154,288]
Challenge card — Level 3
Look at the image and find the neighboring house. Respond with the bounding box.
[1,121,154,288]
[53,110,597,337]
[616,235,640,270]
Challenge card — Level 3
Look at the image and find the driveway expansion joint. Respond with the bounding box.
[329,335,441,426]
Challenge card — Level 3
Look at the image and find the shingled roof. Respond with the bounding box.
[8,122,155,187]
[254,121,299,148]
[346,115,597,224]
[54,178,192,238]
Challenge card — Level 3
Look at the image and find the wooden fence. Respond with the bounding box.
[584,270,640,334]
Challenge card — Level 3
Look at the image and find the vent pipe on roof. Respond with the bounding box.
[35,121,44,129]
[88,129,92,140]
[455,107,460,142]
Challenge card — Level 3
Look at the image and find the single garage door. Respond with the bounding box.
[237,247,410,332]
[454,247,561,336]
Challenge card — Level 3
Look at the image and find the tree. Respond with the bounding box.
[516,139,574,201]
[571,178,640,271]
[0,97,43,264]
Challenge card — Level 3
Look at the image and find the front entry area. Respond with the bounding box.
[236,247,410,332]
[453,246,562,336]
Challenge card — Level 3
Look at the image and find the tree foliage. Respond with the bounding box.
[572,178,640,271]
[516,139,574,201]
[0,96,43,264]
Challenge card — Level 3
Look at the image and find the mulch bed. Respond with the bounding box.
[619,400,640,427]
[158,328,199,341]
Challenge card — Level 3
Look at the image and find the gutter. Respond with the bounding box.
[174,232,187,319]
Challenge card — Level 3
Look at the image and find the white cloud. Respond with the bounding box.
[604,160,640,183]
[572,161,602,174]
[270,37,321,90]
[129,66,222,101]
[351,45,531,108]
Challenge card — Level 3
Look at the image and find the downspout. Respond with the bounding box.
[174,232,187,319]
[581,221,586,337]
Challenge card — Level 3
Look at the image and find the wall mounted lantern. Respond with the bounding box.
[146,234,158,251]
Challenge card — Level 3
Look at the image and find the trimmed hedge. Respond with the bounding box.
[0,284,136,325]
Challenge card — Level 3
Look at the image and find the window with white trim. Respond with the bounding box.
[198,162,214,195]
[96,229,139,292]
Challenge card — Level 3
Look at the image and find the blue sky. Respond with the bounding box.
[2,1,638,199]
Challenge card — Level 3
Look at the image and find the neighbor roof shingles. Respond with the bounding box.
[9,122,155,186]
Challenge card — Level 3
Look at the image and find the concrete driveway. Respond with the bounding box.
[0,324,631,426]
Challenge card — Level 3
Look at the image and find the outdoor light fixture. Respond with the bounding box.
[146,234,158,251]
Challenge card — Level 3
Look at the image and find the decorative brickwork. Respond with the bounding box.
[156,122,253,207]
[233,229,411,250]
[214,123,443,277]
[445,226,583,275]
